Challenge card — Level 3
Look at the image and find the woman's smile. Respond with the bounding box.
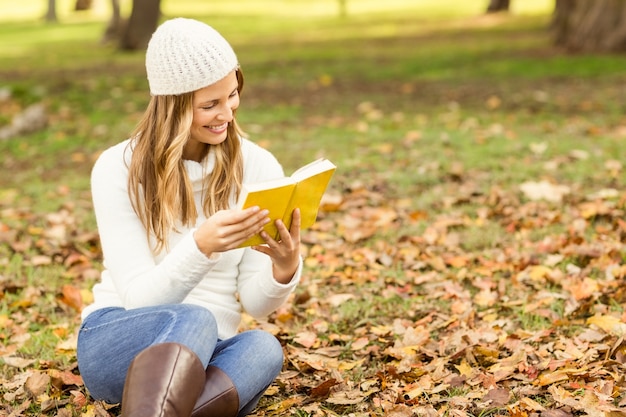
[206,122,228,133]
[184,71,240,160]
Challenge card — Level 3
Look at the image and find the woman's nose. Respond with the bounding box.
[216,103,233,121]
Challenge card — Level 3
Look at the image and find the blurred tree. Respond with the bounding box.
[111,0,160,50]
[338,0,347,17]
[553,0,626,52]
[102,0,123,44]
[486,0,510,13]
[45,0,57,22]
[75,0,93,11]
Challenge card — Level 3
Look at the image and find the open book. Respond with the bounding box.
[237,158,337,247]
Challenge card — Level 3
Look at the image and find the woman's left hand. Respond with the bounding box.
[252,208,301,284]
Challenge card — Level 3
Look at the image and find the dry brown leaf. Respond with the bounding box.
[309,378,338,398]
[568,277,599,301]
[24,371,50,398]
[293,331,318,349]
[3,355,36,369]
[59,284,84,312]
[587,314,626,336]
[48,369,83,388]
[482,387,509,406]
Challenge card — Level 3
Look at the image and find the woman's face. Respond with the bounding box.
[185,70,240,161]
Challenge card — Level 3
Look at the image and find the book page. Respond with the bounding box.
[291,158,336,182]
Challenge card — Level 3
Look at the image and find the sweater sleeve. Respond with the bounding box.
[91,143,219,309]
[237,249,302,318]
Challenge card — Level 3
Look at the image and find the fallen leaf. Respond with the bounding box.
[309,378,338,398]
[520,181,571,202]
[482,387,509,406]
[293,331,318,349]
[3,355,36,368]
[25,371,50,398]
[587,314,626,336]
[59,284,84,312]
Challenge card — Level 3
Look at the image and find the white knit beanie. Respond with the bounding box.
[145,18,238,96]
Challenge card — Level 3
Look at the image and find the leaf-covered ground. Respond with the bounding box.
[2,8,626,417]
[2,124,625,416]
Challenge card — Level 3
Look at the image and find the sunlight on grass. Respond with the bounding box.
[1,0,553,23]
[0,0,554,41]
[163,0,545,19]
[0,0,122,22]
[0,0,608,86]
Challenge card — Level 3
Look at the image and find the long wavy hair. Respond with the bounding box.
[127,69,245,253]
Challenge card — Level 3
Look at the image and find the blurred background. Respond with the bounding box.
[2,0,624,197]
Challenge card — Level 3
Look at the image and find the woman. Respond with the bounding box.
[76,18,302,417]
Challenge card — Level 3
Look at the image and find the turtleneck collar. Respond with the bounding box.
[183,148,216,191]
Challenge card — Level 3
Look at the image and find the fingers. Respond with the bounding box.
[224,207,302,251]
[253,210,301,283]
[284,208,301,245]
[236,208,270,242]
[290,208,301,237]
[198,208,270,252]
[259,208,300,251]
[232,206,265,224]
[290,208,301,230]
[242,207,270,229]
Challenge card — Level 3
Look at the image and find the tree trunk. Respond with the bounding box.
[119,0,161,50]
[338,0,347,18]
[45,0,57,22]
[552,0,626,52]
[486,0,510,13]
[75,0,93,11]
[102,0,124,44]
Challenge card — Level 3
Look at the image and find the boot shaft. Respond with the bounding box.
[122,343,206,417]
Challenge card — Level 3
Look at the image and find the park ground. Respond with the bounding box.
[1,1,626,416]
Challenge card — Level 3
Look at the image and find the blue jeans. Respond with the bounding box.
[77,304,284,416]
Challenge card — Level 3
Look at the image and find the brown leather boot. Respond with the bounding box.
[191,366,239,417]
[122,343,206,417]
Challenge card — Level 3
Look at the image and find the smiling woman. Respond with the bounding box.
[186,73,241,158]
[75,17,304,417]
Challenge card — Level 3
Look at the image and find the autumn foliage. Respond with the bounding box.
[2,165,626,415]
[2,5,626,417]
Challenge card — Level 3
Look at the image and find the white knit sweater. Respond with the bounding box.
[82,137,302,339]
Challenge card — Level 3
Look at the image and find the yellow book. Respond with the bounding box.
[237,158,337,247]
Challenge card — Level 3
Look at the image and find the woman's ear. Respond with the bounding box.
[236,68,244,95]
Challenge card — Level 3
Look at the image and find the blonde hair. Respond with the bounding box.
[128,70,245,253]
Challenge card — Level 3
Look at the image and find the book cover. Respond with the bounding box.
[237,158,336,247]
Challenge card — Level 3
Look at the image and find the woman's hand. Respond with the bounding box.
[194,206,270,256]
[253,208,301,284]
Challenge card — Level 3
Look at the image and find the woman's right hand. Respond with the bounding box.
[193,206,270,256]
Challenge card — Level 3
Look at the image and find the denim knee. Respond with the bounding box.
[160,304,219,366]
[250,330,284,373]
[164,304,218,339]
